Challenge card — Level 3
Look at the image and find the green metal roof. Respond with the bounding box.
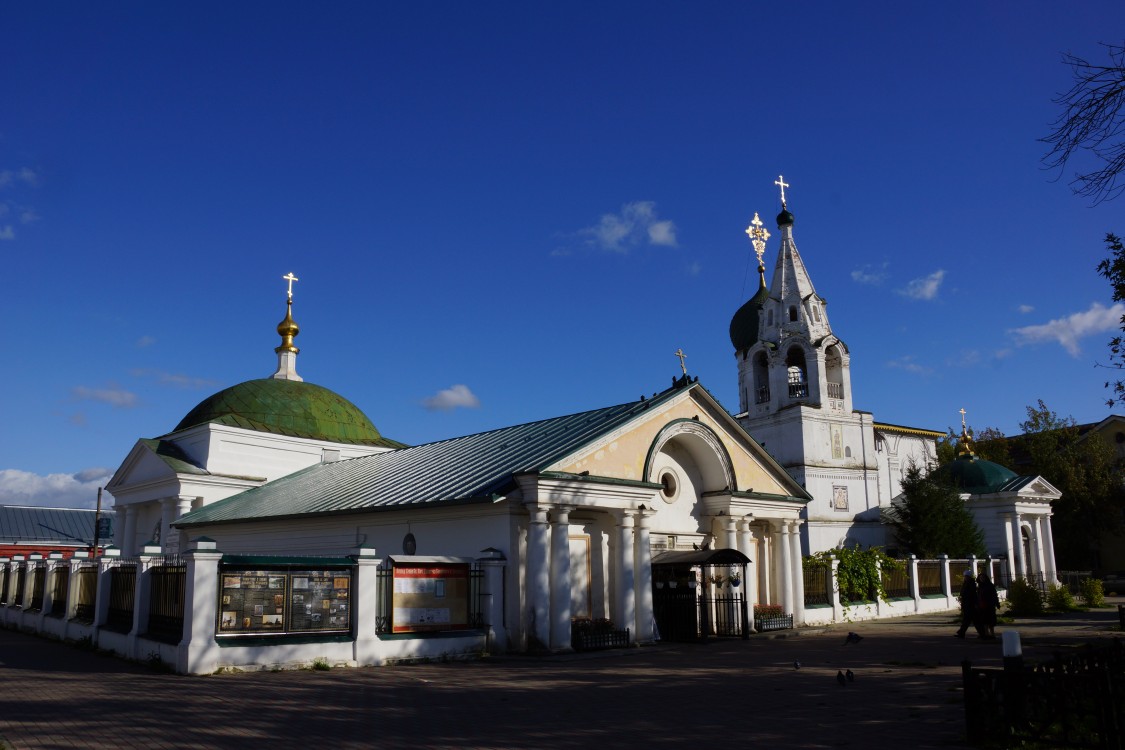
[172,378,405,448]
[140,438,208,475]
[0,505,106,546]
[729,273,771,353]
[176,381,697,527]
[937,454,1021,495]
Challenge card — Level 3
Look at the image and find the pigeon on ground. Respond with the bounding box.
[793,660,801,670]
[836,670,847,685]
[844,631,863,645]
[845,669,855,682]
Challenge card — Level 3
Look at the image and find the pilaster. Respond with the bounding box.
[178,538,223,675]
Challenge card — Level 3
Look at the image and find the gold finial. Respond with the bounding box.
[276,273,300,355]
[774,175,790,208]
[745,212,770,268]
[956,407,975,457]
[674,348,688,376]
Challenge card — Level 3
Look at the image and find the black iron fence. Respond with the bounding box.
[1059,570,1094,597]
[916,560,943,596]
[804,564,831,607]
[105,562,137,632]
[962,639,1124,749]
[375,566,392,634]
[14,566,26,607]
[72,567,97,622]
[468,567,485,629]
[0,566,8,604]
[50,566,69,617]
[882,564,910,599]
[28,567,46,611]
[146,557,186,644]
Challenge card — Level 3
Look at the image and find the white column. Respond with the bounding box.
[788,522,805,625]
[1003,513,1018,582]
[477,551,508,654]
[909,555,921,612]
[178,539,223,674]
[722,515,738,550]
[352,550,382,666]
[777,521,793,615]
[1032,516,1048,581]
[121,505,138,557]
[1011,513,1026,577]
[160,498,178,555]
[615,511,636,637]
[758,530,772,604]
[633,510,654,643]
[549,506,573,651]
[738,517,757,608]
[1042,514,1059,584]
[526,505,551,650]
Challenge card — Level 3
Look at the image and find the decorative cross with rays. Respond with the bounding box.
[775,175,790,207]
[745,212,770,267]
[283,272,299,300]
[674,348,688,376]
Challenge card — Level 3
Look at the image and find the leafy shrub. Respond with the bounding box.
[806,546,904,606]
[1046,582,1077,611]
[753,604,785,619]
[311,657,331,671]
[1005,577,1044,616]
[1080,577,1105,607]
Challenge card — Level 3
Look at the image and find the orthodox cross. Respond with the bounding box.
[774,175,790,207]
[745,212,770,266]
[283,272,299,300]
[674,348,688,376]
[959,407,967,431]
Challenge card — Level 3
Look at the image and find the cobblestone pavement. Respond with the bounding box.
[0,603,1121,750]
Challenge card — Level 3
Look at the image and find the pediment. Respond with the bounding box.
[546,385,806,500]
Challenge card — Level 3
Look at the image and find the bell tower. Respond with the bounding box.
[730,177,880,554]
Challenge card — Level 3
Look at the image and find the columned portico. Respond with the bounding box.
[633,511,654,642]
[526,504,551,649]
[1042,514,1059,583]
[549,506,573,651]
[615,511,636,641]
[787,521,805,625]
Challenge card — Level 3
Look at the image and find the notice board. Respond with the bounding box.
[218,568,351,636]
[391,563,470,633]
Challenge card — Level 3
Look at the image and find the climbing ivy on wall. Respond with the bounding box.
[805,546,904,606]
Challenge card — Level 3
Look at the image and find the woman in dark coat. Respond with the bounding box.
[955,570,977,638]
[976,572,1000,639]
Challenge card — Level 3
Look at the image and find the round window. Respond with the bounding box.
[660,469,680,504]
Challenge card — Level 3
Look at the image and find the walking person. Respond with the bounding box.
[976,572,999,639]
[955,570,977,638]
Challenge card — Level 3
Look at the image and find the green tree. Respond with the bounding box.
[883,464,986,558]
[1097,233,1125,406]
[1010,400,1125,570]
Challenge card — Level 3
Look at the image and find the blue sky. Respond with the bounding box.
[3,2,1124,508]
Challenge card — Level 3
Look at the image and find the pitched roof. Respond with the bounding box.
[0,505,103,546]
[177,381,697,527]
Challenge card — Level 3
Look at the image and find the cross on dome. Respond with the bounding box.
[745,212,770,266]
[283,272,299,300]
[774,175,790,208]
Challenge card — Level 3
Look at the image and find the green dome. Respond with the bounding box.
[776,208,794,227]
[174,378,399,447]
[937,454,1019,495]
[729,276,771,352]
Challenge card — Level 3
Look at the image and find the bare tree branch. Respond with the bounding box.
[1042,42,1125,204]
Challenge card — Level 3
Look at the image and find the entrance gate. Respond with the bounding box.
[651,548,751,642]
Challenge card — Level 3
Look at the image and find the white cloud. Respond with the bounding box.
[885,355,932,375]
[136,335,156,348]
[1010,301,1125,357]
[422,384,481,412]
[580,201,678,252]
[0,467,113,509]
[0,225,13,240]
[687,261,702,276]
[129,368,216,389]
[72,385,139,408]
[1018,304,1034,314]
[20,209,40,224]
[0,171,11,188]
[18,168,40,187]
[896,270,945,301]
[851,263,889,285]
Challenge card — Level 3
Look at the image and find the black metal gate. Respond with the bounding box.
[651,548,751,642]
